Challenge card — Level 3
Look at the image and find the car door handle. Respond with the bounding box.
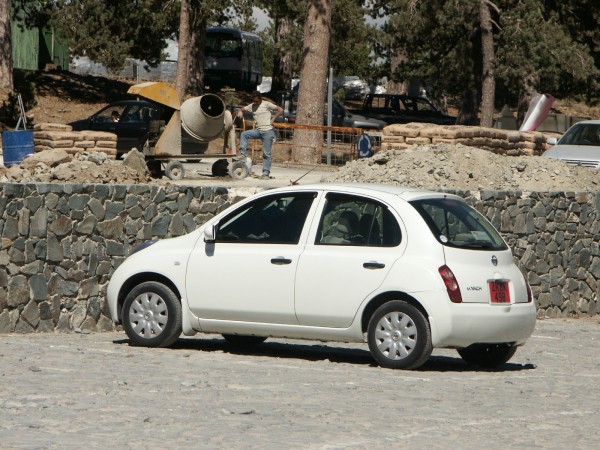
[271,257,292,265]
[363,261,385,269]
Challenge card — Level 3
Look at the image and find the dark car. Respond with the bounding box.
[354,93,456,126]
[69,100,207,157]
[274,91,386,131]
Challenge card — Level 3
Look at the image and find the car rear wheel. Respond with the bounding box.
[122,281,182,348]
[222,334,267,348]
[367,300,432,369]
[457,344,517,368]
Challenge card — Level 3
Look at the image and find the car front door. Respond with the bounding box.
[294,193,405,328]
[114,104,155,154]
[186,191,318,324]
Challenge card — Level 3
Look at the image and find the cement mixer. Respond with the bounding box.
[126,82,250,180]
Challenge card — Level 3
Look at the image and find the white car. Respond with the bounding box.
[107,184,536,370]
[542,120,600,169]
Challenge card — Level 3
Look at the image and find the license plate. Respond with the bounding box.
[489,281,510,304]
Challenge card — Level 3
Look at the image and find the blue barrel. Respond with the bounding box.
[1,130,35,168]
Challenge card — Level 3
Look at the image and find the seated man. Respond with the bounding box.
[321,211,360,244]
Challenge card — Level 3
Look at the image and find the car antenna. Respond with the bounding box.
[290,164,319,186]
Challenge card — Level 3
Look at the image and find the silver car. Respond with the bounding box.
[542,120,600,169]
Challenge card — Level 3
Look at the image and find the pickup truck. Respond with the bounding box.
[350,93,456,126]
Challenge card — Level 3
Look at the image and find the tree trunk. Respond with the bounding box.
[479,0,496,128]
[271,16,293,93]
[175,0,191,101]
[292,0,332,164]
[517,74,537,125]
[458,88,479,125]
[0,0,14,100]
[187,4,206,97]
[387,49,409,95]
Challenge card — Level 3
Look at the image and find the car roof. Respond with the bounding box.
[567,120,600,126]
[107,100,154,106]
[269,183,464,202]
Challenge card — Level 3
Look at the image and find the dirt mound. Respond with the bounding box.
[0,149,164,185]
[324,143,600,192]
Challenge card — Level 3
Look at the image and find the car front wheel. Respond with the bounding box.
[457,344,517,368]
[367,300,432,370]
[121,281,182,347]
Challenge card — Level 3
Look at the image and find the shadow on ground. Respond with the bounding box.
[113,337,536,373]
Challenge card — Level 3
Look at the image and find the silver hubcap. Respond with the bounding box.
[129,292,168,339]
[375,312,417,360]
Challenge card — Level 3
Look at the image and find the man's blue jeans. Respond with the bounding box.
[240,128,275,176]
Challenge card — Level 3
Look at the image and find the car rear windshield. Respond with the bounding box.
[410,198,507,251]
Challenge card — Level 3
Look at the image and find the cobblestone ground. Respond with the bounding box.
[1,318,599,449]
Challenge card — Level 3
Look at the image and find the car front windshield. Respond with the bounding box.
[558,123,600,146]
[410,198,507,251]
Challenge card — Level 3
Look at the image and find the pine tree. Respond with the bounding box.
[0,0,13,100]
[292,0,332,164]
[366,0,599,122]
[49,0,179,72]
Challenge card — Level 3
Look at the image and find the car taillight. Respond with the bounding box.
[439,265,462,303]
[519,267,533,303]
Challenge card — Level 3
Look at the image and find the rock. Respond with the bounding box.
[123,149,150,176]
[21,149,71,169]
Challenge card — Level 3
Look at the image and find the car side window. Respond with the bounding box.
[96,106,126,123]
[316,194,401,247]
[121,105,146,123]
[216,192,317,244]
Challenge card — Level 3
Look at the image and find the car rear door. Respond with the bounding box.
[294,193,405,328]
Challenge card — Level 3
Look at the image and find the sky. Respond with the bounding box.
[252,6,385,31]
[253,7,270,31]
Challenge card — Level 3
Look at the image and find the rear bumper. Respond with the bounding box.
[430,302,536,348]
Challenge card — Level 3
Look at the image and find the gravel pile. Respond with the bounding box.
[324,143,600,191]
[0,149,163,185]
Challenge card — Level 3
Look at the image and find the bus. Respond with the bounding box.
[204,27,263,91]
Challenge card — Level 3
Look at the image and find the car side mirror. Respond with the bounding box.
[546,137,558,145]
[204,222,218,244]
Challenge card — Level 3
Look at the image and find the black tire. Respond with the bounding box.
[211,158,229,177]
[121,281,182,348]
[222,334,267,348]
[457,344,518,368]
[367,300,432,370]
[147,160,163,178]
[165,160,185,180]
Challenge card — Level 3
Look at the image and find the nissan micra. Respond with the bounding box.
[107,184,536,370]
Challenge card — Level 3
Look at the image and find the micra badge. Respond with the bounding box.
[491,255,498,266]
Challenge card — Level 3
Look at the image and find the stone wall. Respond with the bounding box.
[0,183,237,333]
[0,182,598,333]
[460,190,599,318]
